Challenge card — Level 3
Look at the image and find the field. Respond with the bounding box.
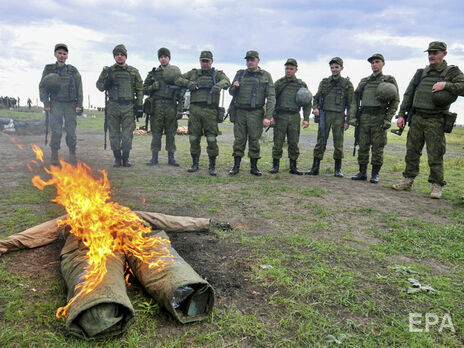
[0,108,463,347]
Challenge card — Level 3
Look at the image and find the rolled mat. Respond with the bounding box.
[60,234,135,339]
[127,231,215,323]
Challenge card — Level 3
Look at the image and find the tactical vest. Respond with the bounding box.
[151,68,176,100]
[50,65,77,102]
[236,70,268,108]
[413,67,451,111]
[361,76,383,107]
[108,67,133,102]
[323,78,345,112]
[190,69,219,105]
[277,79,301,112]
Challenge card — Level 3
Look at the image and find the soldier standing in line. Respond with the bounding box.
[228,50,275,176]
[393,42,464,198]
[351,54,399,183]
[175,51,230,175]
[39,43,83,165]
[144,48,184,167]
[27,98,32,110]
[269,58,311,175]
[96,44,143,167]
[306,57,354,177]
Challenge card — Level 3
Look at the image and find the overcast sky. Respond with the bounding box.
[1,0,464,122]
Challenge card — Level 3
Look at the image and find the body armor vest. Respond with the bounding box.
[190,69,219,105]
[361,78,382,107]
[277,80,300,112]
[108,68,133,102]
[236,71,267,108]
[152,68,176,100]
[323,78,345,112]
[413,70,449,111]
[50,65,77,102]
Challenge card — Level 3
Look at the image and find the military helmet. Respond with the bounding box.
[296,87,312,107]
[41,73,61,94]
[163,65,181,84]
[432,90,457,107]
[376,82,397,103]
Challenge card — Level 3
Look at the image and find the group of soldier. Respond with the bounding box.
[39,41,464,199]
[0,96,18,109]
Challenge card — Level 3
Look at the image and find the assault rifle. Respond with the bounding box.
[44,110,50,145]
[352,91,362,156]
[104,91,108,150]
[314,94,327,153]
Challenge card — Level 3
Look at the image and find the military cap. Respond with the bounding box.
[54,43,68,52]
[285,58,298,66]
[425,41,447,52]
[113,44,127,57]
[200,51,213,61]
[329,57,343,66]
[368,53,385,63]
[158,47,171,59]
[244,50,259,59]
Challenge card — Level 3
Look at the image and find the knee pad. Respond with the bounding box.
[189,134,199,143]
[206,135,216,144]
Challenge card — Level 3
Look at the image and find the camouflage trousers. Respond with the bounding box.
[357,112,387,166]
[313,111,345,160]
[150,100,177,153]
[272,111,301,160]
[189,103,219,157]
[107,101,136,153]
[403,113,446,186]
[49,101,77,152]
[232,107,264,159]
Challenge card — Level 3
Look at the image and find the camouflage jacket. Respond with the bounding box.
[274,75,312,121]
[313,75,354,120]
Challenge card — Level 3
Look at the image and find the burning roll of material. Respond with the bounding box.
[127,231,215,323]
[60,234,134,339]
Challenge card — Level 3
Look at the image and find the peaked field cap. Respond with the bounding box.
[329,57,343,66]
[244,50,259,59]
[200,51,213,60]
[285,58,298,66]
[368,53,385,63]
[54,43,68,52]
[425,41,447,52]
[113,44,127,57]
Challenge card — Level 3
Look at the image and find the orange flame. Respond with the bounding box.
[32,145,43,163]
[31,151,173,319]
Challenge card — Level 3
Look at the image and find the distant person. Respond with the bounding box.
[306,57,355,177]
[228,50,275,176]
[175,51,231,175]
[27,98,32,110]
[96,44,143,167]
[269,58,311,175]
[393,41,464,198]
[39,43,83,165]
[351,54,399,183]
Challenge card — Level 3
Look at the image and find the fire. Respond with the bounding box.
[30,148,173,319]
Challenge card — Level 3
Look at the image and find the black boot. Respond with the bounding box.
[122,151,131,167]
[229,156,241,175]
[113,150,121,167]
[269,158,280,174]
[289,159,303,175]
[370,164,381,184]
[188,154,199,172]
[334,159,344,178]
[305,158,320,175]
[208,156,217,176]
[351,164,367,180]
[69,148,77,165]
[146,151,158,166]
[250,158,262,176]
[168,152,179,166]
[51,149,59,166]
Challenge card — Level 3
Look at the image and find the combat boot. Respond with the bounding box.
[208,156,217,176]
[269,158,280,174]
[430,183,442,199]
[250,158,262,176]
[113,150,122,167]
[50,149,59,166]
[334,159,343,178]
[69,148,77,165]
[168,152,179,166]
[351,164,367,181]
[289,159,303,175]
[188,155,199,173]
[370,164,381,184]
[392,177,414,191]
[305,158,320,175]
[122,151,131,167]
[229,156,241,175]
[146,151,158,166]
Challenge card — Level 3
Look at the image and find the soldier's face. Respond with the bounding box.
[370,59,384,74]
[428,50,447,66]
[330,64,343,76]
[159,55,170,67]
[114,53,127,65]
[246,57,259,71]
[200,59,213,71]
[54,49,68,64]
[285,65,297,78]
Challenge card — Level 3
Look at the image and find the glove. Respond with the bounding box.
[187,81,197,92]
[211,85,221,93]
[382,120,391,130]
[152,80,160,90]
[136,107,143,121]
[103,78,113,90]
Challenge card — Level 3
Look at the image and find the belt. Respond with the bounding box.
[191,102,216,108]
[153,98,174,104]
[109,99,133,105]
[362,106,383,113]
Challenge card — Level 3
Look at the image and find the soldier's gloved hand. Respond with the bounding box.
[136,107,143,121]
[382,120,391,130]
[152,80,160,90]
[211,85,221,93]
[187,82,197,91]
[103,78,113,90]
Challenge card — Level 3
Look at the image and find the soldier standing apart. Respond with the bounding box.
[306,57,354,177]
[351,54,399,183]
[27,98,32,110]
[269,58,311,175]
[144,48,184,167]
[96,44,143,167]
[393,42,464,198]
[175,51,230,175]
[39,43,83,165]
[228,50,275,176]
